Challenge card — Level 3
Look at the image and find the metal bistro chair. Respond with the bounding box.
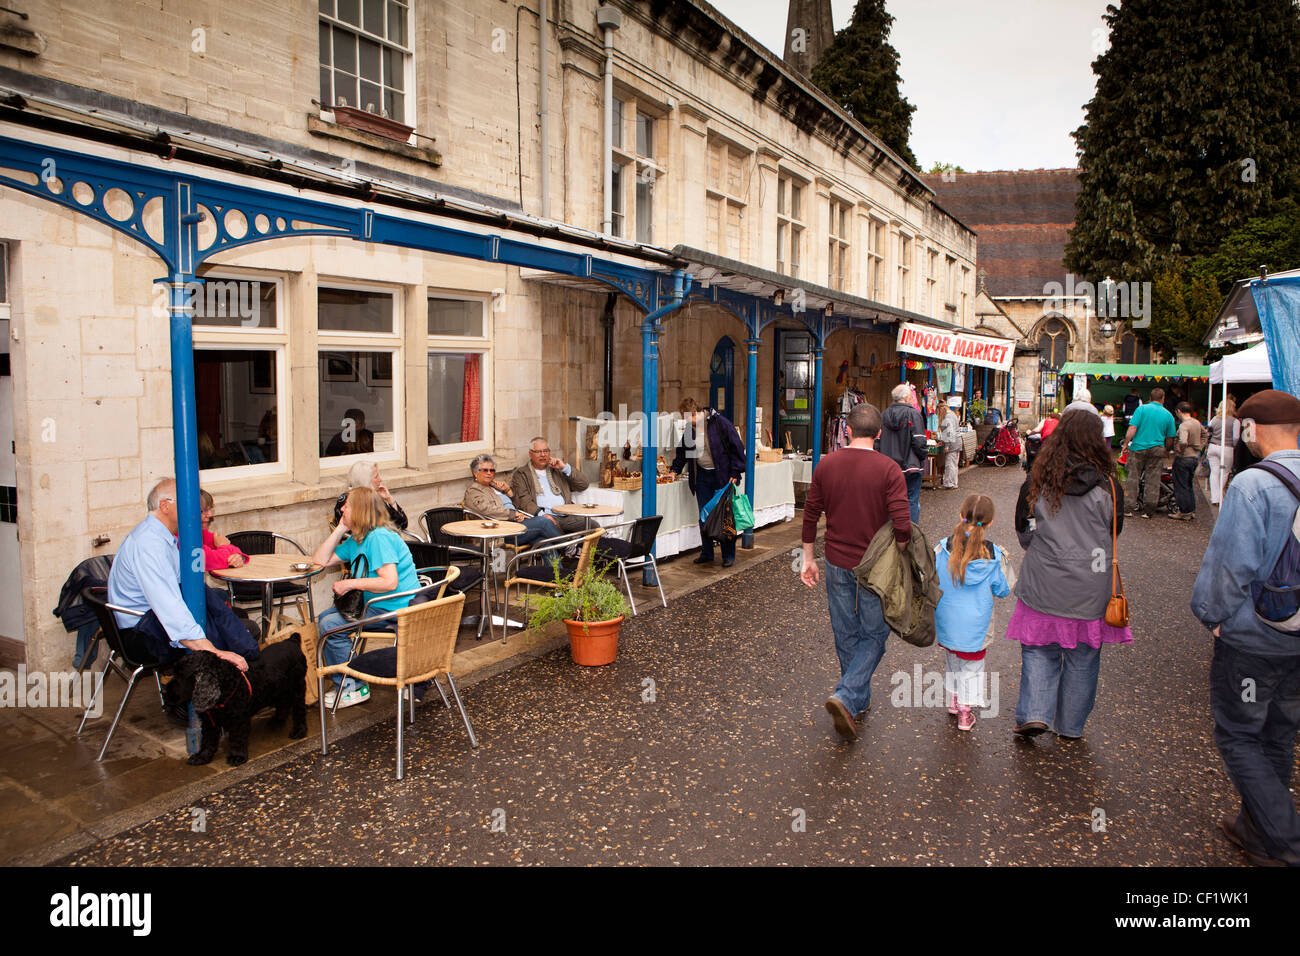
[500,527,605,643]
[421,505,497,614]
[225,531,315,633]
[75,586,168,761]
[593,514,667,615]
[317,591,475,779]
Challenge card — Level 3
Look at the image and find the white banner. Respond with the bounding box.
[896,322,1015,372]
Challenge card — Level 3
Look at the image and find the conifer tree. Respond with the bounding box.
[810,0,917,168]
[1065,0,1300,284]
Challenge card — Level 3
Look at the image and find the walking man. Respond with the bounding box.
[1122,386,1176,517]
[879,383,928,523]
[1191,389,1300,866]
[801,403,912,740]
[1170,401,1204,521]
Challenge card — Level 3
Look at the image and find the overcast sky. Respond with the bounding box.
[710,0,1109,172]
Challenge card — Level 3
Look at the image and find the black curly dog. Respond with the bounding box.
[165,635,308,766]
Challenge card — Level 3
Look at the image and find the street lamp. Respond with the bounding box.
[1099,319,1116,338]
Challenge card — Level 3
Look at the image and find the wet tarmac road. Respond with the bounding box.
[58,463,1268,865]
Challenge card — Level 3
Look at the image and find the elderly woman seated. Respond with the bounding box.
[333,459,407,530]
[463,453,566,547]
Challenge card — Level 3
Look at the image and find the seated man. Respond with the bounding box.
[462,454,565,547]
[324,407,375,457]
[509,436,591,533]
[107,478,258,671]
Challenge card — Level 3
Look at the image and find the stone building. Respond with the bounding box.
[0,0,975,669]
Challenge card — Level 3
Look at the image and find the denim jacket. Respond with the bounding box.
[1191,449,1300,658]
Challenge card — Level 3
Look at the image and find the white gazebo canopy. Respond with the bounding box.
[1209,341,1272,385]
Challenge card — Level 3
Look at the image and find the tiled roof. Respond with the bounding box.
[922,170,1080,297]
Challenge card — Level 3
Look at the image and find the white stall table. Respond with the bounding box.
[572,460,795,558]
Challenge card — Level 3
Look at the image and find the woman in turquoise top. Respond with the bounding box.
[313,486,420,709]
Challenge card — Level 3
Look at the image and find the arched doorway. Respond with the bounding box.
[709,335,735,423]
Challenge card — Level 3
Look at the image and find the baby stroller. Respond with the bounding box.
[1136,463,1178,515]
[974,419,1023,467]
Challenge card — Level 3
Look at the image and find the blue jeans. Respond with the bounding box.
[318,605,365,692]
[516,514,565,547]
[1014,642,1102,736]
[904,471,922,525]
[824,562,891,715]
[1209,639,1300,864]
[694,466,736,561]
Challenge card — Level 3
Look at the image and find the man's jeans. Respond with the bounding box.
[1209,638,1300,864]
[1125,446,1165,512]
[129,586,262,666]
[904,471,922,524]
[825,562,890,715]
[694,466,736,562]
[516,514,565,547]
[1014,642,1102,736]
[1172,455,1198,514]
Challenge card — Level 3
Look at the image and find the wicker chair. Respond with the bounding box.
[499,527,605,642]
[317,591,474,779]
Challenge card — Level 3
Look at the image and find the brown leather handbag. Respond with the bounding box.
[1105,477,1129,628]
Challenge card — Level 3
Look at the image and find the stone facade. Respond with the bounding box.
[0,0,975,668]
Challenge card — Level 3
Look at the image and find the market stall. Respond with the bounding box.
[572,460,795,559]
[1057,362,1210,423]
[1207,342,1274,499]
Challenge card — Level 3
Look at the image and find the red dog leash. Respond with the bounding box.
[203,671,253,725]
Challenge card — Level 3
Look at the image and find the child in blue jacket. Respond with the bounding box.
[935,494,1015,731]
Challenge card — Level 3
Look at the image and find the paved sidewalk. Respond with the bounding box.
[47,463,1263,867]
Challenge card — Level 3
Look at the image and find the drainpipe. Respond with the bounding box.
[597,5,621,235]
[601,292,617,413]
[538,0,550,219]
[640,270,690,584]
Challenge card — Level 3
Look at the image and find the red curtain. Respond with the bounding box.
[461,353,481,442]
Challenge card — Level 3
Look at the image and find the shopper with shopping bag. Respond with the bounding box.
[672,397,746,568]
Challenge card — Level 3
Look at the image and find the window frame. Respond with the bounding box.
[610,93,663,243]
[706,138,750,261]
[864,215,886,301]
[317,278,405,471]
[776,172,805,278]
[827,196,850,292]
[318,0,414,126]
[426,291,491,458]
[897,233,912,311]
[192,268,290,483]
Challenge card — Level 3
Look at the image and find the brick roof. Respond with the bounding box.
[923,170,1080,297]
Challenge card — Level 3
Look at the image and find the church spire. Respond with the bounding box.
[782,0,835,76]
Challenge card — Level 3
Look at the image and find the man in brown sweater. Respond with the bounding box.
[801,402,912,740]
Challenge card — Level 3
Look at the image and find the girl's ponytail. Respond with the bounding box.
[948,494,996,585]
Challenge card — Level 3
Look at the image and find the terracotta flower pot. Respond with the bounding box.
[565,615,624,666]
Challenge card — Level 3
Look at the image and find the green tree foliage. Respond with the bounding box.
[1188,199,1300,294]
[926,161,966,175]
[1066,0,1300,284]
[810,0,917,168]
[1148,266,1222,355]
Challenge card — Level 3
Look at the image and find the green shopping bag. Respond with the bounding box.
[732,490,755,533]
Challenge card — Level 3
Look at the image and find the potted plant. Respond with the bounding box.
[527,562,631,666]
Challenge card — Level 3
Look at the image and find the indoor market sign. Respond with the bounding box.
[895,322,1015,372]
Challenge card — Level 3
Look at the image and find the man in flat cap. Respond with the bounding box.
[1192,389,1300,866]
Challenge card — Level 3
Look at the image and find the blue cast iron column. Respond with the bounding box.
[811,341,825,472]
[168,272,206,629]
[640,271,688,584]
[742,334,759,549]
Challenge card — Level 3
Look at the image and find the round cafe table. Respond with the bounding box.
[440,519,526,640]
[209,553,324,637]
[551,502,624,530]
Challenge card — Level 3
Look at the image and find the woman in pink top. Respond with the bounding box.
[200,489,247,571]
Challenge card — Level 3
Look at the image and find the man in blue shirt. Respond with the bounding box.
[107,479,254,671]
[1191,390,1300,866]
[1121,387,1176,517]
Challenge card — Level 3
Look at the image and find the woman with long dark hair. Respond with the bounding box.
[1008,409,1132,740]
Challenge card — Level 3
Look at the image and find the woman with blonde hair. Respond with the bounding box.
[312,486,420,708]
[1206,399,1240,506]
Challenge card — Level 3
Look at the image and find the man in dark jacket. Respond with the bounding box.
[877,384,928,524]
[671,397,746,567]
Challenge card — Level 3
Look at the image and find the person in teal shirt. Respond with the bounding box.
[1121,387,1176,516]
[313,486,421,708]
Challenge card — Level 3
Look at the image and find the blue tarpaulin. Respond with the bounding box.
[1251,276,1300,399]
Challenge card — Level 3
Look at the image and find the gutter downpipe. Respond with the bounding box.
[641,270,690,585]
[538,0,550,219]
[597,6,622,235]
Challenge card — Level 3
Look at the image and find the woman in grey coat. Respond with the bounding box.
[939,404,961,488]
[1008,409,1132,740]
